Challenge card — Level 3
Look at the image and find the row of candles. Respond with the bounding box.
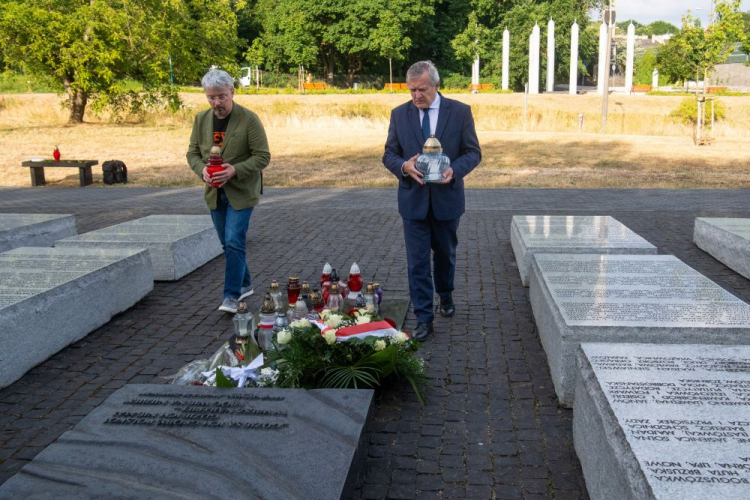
[234,263,383,351]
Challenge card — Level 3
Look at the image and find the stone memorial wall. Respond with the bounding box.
[55,215,222,280]
[510,215,656,286]
[0,385,372,499]
[694,218,750,280]
[575,343,750,500]
[0,247,153,388]
[529,254,750,406]
[0,214,76,253]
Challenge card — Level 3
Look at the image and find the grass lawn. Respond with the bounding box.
[1,92,749,189]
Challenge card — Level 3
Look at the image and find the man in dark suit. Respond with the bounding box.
[383,61,481,340]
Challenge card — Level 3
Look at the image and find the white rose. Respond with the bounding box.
[326,314,343,328]
[290,318,311,329]
[320,309,332,320]
[324,329,337,345]
[374,339,386,351]
[392,331,408,344]
[355,315,371,325]
[276,329,292,345]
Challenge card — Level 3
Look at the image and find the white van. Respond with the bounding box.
[238,67,252,88]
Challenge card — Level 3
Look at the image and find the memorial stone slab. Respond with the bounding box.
[55,215,222,281]
[529,254,750,407]
[0,384,373,500]
[575,343,750,500]
[0,214,76,253]
[0,247,153,388]
[511,215,657,286]
[694,218,750,280]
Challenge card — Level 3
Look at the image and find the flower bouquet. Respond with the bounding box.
[170,309,428,404]
[268,309,428,403]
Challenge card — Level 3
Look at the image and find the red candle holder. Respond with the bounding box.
[287,276,301,305]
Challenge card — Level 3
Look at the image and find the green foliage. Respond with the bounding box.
[0,0,239,123]
[0,70,58,93]
[265,316,428,403]
[659,1,746,85]
[670,97,727,124]
[742,11,750,57]
[215,368,237,387]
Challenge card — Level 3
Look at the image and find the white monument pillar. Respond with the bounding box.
[472,56,480,85]
[569,21,579,95]
[529,23,540,94]
[502,29,510,91]
[546,19,555,93]
[652,68,659,89]
[597,22,607,95]
[625,23,635,93]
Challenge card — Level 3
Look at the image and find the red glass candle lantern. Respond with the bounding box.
[320,262,332,288]
[346,262,363,300]
[206,144,225,188]
[53,146,61,163]
[287,276,301,305]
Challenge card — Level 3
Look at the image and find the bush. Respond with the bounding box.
[670,97,726,124]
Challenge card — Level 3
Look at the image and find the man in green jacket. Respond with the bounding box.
[187,69,271,313]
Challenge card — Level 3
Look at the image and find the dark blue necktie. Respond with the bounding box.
[422,108,431,141]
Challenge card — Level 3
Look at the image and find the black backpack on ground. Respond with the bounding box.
[102,160,128,185]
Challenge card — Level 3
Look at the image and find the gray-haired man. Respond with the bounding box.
[187,69,271,313]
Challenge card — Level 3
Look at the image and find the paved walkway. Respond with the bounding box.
[1,186,750,499]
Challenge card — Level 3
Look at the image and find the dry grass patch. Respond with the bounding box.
[1,92,748,189]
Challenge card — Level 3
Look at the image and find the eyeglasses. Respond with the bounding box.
[206,93,231,102]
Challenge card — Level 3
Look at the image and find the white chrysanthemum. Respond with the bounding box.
[320,309,332,320]
[276,329,292,345]
[290,318,311,329]
[355,315,371,325]
[326,314,343,328]
[374,339,386,351]
[324,329,337,345]
[392,331,408,344]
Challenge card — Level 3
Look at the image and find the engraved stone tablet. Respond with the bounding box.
[575,343,750,500]
[695,218,750,280]
[55,215,222,281]
[0,214,76,253]
[511,216,657,286]
[0,385,373,500]
[529,254,750,406]
[0,247,153,388]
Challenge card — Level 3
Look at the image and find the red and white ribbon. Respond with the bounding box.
[312,319,407,341]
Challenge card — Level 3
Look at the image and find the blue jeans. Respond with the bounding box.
[210,191,253,299]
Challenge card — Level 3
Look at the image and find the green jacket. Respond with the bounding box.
[187,103,271,210]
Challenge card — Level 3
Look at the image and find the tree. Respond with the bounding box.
[0,0,238,123]
[741,11,750,58]
[372,11,411,91]
[647,21,680,36]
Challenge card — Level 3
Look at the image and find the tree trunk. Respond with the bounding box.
[321,46,335,85]
[346,54,363,89]
[68,90,88,124]
[389,57,393,93]
[61,77,87,124]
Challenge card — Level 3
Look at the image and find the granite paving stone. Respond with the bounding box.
[1,186,750,498]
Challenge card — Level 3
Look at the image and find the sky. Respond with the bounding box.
[611,0,747,28]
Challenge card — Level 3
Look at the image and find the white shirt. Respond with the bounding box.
[401,94,442,177]
[420,93,441,137]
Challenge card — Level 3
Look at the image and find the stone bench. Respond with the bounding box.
[55,215,222,281]
[529,254,750,407]
[21,160,98,187]
[0,214,77,253]
[694,218,750,280]
[511,215,657,286]
[0,247,153,388]
[575,343,750,500]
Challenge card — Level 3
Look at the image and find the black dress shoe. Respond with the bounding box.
[439,300,455,317]
[412,322,433,341]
